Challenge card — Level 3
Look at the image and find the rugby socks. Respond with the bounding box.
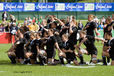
[67,59,71,64]
[23,58,31,64]
[79,54,84,64]
[102,56,107,65]
[97,59,102,63]
[8,56,16,64]
[107,57,110,63]
[38,56,44,65]
[59,56,64,65]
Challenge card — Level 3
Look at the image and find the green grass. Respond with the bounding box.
[0,19,113,76]
[0,42,114,76]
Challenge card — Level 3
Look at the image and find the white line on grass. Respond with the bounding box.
[66,65,96,68]
[0,71,6,72]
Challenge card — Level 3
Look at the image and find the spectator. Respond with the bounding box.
[5,22,11,32]
[98,22,104,30]
[17,23,21,28]
[10,23,18,44]
[35,18,38,24]
[1,18,7,26]
[94,16,99,24]
[2,11,8,21]
[27,17,32,25]
[101,16,106,25]
[39,16,43,23]
[28,22,35,31]
[32,17,36,23]
[78,20,83,30]
[33,22,39,32]
[24,18,28,24]
[10,14,16,23]
[0,24,5,32]
[10,23,18,35]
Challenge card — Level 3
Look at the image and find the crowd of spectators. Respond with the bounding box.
[0,12,114,34]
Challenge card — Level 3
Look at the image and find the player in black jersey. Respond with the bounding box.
[14,33,26,64]
[45,29,64,65]
[61,34,79,65]
[35,33,47,65]
[7,34,26,64]
[109,38,114,65]
[83,14,99,37]
[7,35,19,64]
[102,17,113,65]
[54,31,65,65]
[77,31,105,64]
[25,32,40,64]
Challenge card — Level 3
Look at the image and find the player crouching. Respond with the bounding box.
[25,32,47,65]
[76,31,106,65]
[7,34,25,64]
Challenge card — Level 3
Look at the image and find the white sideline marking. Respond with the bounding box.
[66,65,96,68]
[0,71,6,72]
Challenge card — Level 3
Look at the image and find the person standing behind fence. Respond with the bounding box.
[0,24,5,32]
[28,21,35,32]
[78,20,83,30]
[2,11,8,21]
[10,14,16,23]
[10,23,18,44]
[5,22,11,32]
[101,16,106,25]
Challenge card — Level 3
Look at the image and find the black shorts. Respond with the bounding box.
[59,44,64,49]
[104,40,110,46]
[65,52,77,61]
[109,50,114,60]
[46,50,55,59]
[30,53,37,60]
[87,48,97,55]
[15,51,24,59]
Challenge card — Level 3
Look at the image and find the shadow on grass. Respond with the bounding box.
[0,60,27,66]
[0,60,46,66]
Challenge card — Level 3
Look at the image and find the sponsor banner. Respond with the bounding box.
[36,3,54,11]
[0,3,113,12]
[4,3,24,11]
[84,3,95,11]
[55,3,65,11]
[24,3,35,11]
[65,3,84,11]
[0,3,4,11]
[95,3,114,11]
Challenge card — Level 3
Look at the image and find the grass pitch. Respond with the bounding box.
[0,42,114,76]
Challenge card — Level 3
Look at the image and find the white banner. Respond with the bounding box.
[85,3,94,11]
[24,3,35,11]
[55,3,65,11]
[0,3,4,11]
